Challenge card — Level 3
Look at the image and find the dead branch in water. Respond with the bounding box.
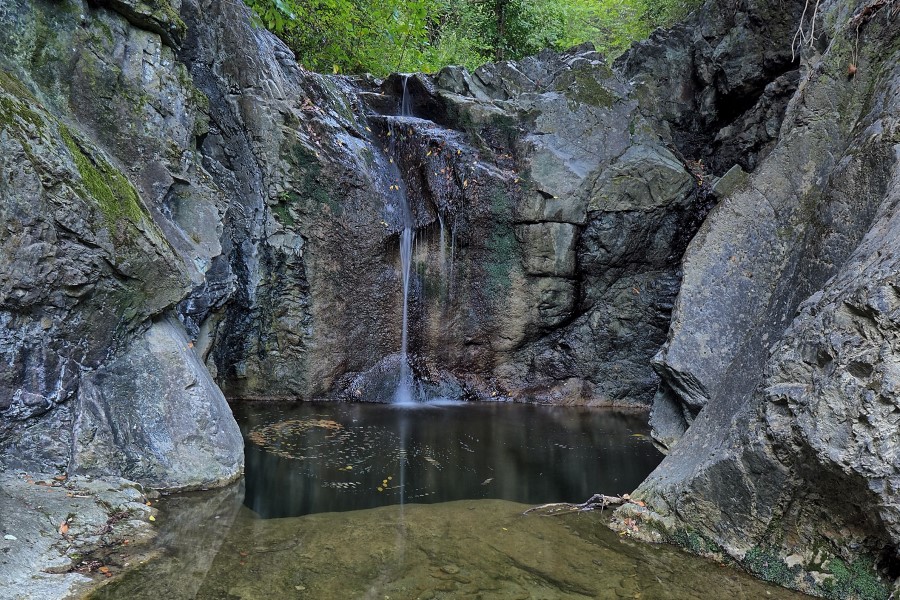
[523,493,629,516]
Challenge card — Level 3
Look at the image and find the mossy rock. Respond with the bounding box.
[59,125,145,225]
[820,557,890,600]
[554,69,618,109]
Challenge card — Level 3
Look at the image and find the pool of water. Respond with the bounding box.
[85,402,812,599]
[233,401,663,517]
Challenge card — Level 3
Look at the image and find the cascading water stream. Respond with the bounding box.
[393,75,416,405]
[395,225,413,404]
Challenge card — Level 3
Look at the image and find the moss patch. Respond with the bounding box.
[670,528,722,556]
[0,72,45,134]
[821,557,890,600]
[60,125,144,224]
[288,143,337,216]
[556,70,617,109]
[483,188,518,297]
[273,192,299,227]
[744,546,801,587]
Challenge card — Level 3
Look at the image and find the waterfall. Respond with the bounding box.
[392,81,416,404]
[400,75,412,118]
[395,225,414,404]
[437,211,447,275]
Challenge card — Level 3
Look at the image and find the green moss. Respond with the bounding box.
[0,95,45,133]
[821,558,890,600]
[288,143,336,215]
[670,529,721,555]
[483,188,518,296]
[556,70,617,109]
[59,125,144,224]
[273,192,298,227]
[744,546,800,587]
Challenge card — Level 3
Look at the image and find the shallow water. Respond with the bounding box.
[86,402,812,599]
[88,494,810,600]
[233,401,663,517]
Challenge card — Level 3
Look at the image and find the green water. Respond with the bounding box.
[88,491,809,599]
[86,402,812,599]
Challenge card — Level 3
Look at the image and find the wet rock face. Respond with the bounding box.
[0,0,240,488]
[0,0,795,484]
[417,48,708,405]
[611,0,900,594]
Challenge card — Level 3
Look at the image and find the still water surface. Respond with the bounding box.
[235,401,663,517]
[87,402,812,599]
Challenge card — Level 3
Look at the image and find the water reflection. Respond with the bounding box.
[88,403,812,600]
[232,401,663,518]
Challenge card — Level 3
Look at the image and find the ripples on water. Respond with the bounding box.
[87,402,812,600]
[237,401,663,517]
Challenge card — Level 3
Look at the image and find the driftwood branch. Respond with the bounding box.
[523,493,627,516]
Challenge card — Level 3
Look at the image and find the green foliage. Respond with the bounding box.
[243,0,701,76]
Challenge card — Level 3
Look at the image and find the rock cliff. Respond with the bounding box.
[1,0,900,595]
[610,0,900,596]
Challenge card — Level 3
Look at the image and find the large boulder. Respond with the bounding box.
[612,0,900,595]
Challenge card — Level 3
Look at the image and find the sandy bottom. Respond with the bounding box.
[87,488,810,600]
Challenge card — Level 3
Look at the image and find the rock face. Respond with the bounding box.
[609,0,900,596]
[0,0,242,489]
[365,50,710,406]
[3,0,900,595]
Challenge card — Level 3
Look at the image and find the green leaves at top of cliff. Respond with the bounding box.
[243,0,701,76]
